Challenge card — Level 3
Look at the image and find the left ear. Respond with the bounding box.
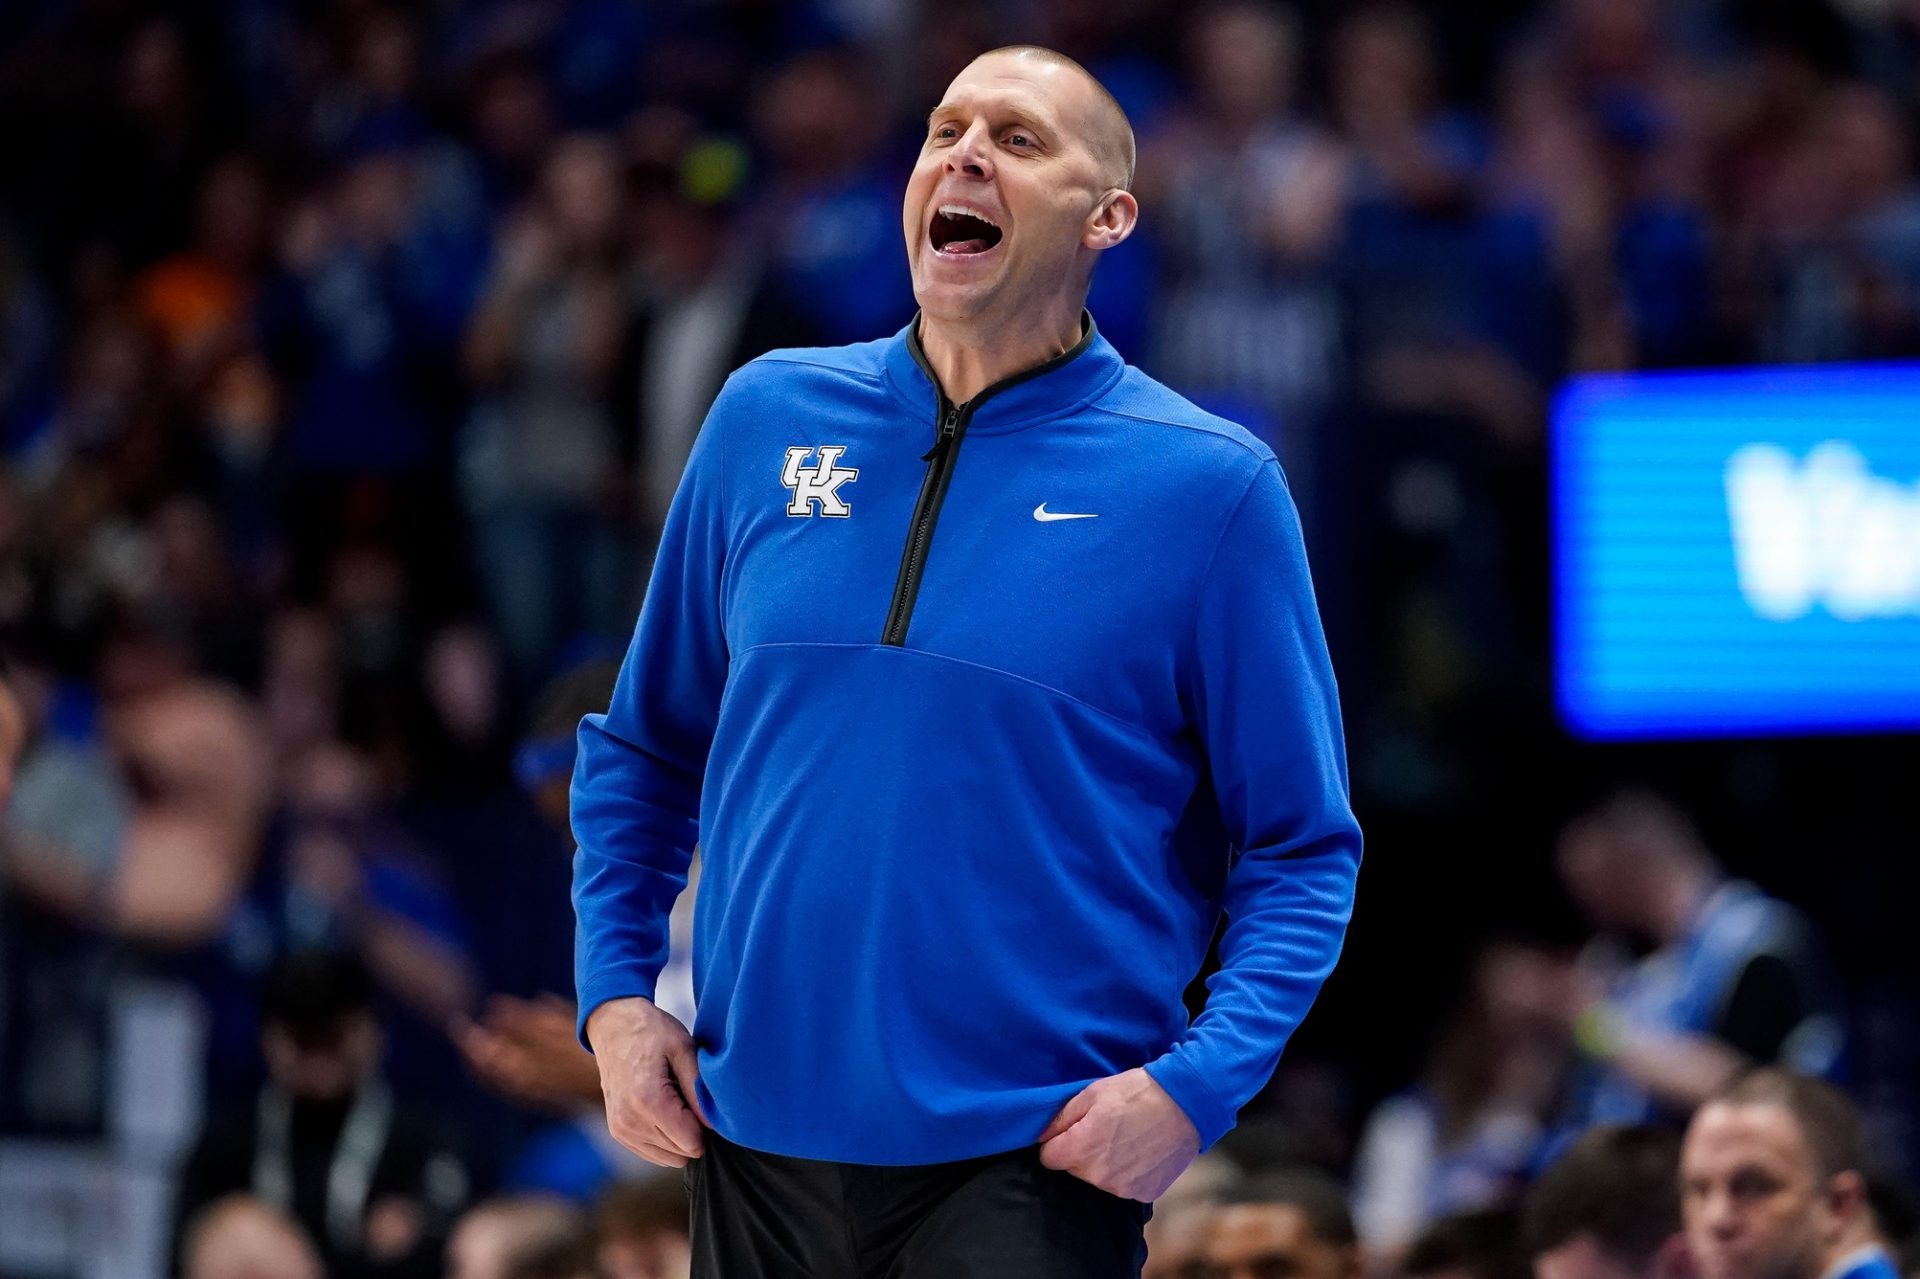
[1823,1170,1868,1240]
[1082,189,1138,252]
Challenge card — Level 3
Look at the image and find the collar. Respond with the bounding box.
[1820,1245,1897,1279]
[882,309,1125,435]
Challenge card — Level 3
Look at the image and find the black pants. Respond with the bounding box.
[685,1128,1150,1278]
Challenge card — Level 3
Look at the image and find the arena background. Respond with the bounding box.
[0,0,1918,1275]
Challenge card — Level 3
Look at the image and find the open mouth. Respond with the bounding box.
[929,204,1003,256]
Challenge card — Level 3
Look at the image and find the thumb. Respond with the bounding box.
[1038,1084,1097,1144]
[666,1037,711,1129]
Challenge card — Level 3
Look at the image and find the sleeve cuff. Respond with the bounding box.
[1145,1050,1235,1154]
[576,967,661,1051]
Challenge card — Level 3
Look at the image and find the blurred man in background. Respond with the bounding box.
[444,1196,586,1279]
[591,1176,692,1279]
[1143,1152,1243,1279]
[179,1195,325,1279]
[1555,792,1844,1131]
[174,950,470,1278]
[455,659,685,1204]
[1199,1168,1364,1279]
[1523,1125,1690,1279]
[1681,1070,1895,1279]
[1403,1210,1530,1279]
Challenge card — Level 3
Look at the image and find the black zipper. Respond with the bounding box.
[879,313,1099,647]
[881,395,969,645]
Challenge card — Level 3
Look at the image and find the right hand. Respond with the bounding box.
[585,996,710,1166]
[455,994,604,1112]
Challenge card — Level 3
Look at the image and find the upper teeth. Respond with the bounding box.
[939,204,998,228]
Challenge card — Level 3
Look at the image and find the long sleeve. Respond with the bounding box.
[1144,458,1362,1150]
[572,388,732,1043]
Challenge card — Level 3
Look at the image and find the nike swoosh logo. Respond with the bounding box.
[1034,503,1098,522]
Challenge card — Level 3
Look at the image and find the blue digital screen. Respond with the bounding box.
[1553,363,1920,740]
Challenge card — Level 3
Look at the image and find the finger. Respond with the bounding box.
[454,1022,508,1076]
[666,1038,712,1128]
[483,993,526,1022]
[637,1136,689,1168]
[1037,1130,1081,1172]
[1038,1086,1097,1143]
[607,1104,681,1160]
[656,1091,705,1159]
[616,1130,688,1168]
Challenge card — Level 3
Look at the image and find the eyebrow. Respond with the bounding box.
[925,98,1055,131]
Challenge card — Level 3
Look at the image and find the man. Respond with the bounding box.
[446,1196,587,1279]
[1523,1125,1691,1279]
[1555,791,1843,1130]
[1145,1154,1246,1279]
[1198,1169,1364,1279]
[1404,1211,1529,1279]
[1681,1070,1897,1279]
[179,1196,324,1279]
[174,950,471,1277]
[572,43,1361,1275]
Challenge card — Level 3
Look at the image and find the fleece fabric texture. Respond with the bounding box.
[572,315,1361,1165]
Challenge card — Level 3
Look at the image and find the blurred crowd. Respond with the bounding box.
[2,0,1920,1275]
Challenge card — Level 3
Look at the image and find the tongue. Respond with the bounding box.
[945,238,993,255]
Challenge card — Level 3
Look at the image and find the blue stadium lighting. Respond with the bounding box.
[1552,363,1920,740]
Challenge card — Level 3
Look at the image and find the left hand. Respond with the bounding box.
[1037,1067,1201,1202]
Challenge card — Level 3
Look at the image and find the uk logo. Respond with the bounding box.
[781,445,859,517]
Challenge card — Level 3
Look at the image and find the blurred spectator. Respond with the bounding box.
[1681,1069,1895,1279]
[1332,5,1491,368]
[503,1234,598,1279]
[180,1195,325,1279]
[1199,1167,1362,1279]
[1353,943,1571,1258]
[746,47,915,345]
[592,1175,691,1279]
[135,155,270,385]
[1741,82,1920,362]
[262,742,479,1038]
[613,134,818,539]
[454,660,682,1204]
[1144,2,1347,459]
[259,148,449,478]
[1144,1151,1243,1279]
[446,1196,586,1279]
[1522,1125,1689,1279]
[1554,792,1845,1131]
[2,629,269,947]
[173,950,471,1278]
[462,134,634,684]
[1405,1210,1532,1279]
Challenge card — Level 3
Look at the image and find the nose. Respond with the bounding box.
[1702,1189,1742,1239]
[945,121,993,180]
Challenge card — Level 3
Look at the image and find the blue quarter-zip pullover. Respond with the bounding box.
[572,314,1360,1165]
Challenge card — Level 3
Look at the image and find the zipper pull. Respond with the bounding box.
[920,405,960,462]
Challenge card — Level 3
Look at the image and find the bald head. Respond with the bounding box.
[971,45,1135,190]
[181,1196,323,1279]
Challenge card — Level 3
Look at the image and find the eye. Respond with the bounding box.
[931,124,957,141]
[1006,131,1033,147]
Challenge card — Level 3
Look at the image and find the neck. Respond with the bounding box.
[1822,1234,1887,1279]
[916,297,1086,405]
